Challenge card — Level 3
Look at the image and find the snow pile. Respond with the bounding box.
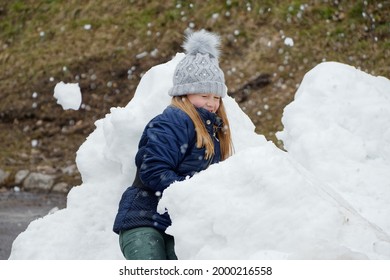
[9,56,390,259]
[53,81,82,110]
[278,62,390,234]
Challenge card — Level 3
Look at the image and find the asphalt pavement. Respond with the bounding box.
[0,189,66,259]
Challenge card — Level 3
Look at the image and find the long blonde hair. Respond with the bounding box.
[171,96,234,161]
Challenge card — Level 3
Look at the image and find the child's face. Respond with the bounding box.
[187,94,221,113]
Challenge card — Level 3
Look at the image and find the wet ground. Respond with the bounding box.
[0,189,67,259]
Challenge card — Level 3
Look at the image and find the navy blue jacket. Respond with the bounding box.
[113,105,222,234]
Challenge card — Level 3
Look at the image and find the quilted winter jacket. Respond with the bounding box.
[113,105,222,234]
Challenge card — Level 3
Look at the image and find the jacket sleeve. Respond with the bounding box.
[137,113,192,193]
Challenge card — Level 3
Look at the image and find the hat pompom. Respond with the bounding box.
[183,29,221,59]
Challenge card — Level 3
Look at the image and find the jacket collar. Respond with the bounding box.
[196,107,216,122]
[196,107,223,129]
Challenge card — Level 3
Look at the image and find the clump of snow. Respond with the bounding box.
[83,24,92,30]
[284,37,294,46]
[53,81,82,110]
[9,55,390,259]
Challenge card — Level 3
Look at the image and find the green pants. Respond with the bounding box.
[119,227,178,260]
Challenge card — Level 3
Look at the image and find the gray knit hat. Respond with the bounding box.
[168,30,227,98]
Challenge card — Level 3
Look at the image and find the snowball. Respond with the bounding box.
[53,82,82,110]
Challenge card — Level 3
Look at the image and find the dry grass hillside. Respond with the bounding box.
[0,0,389,190]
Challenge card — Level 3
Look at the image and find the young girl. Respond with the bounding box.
[113,30,233,260]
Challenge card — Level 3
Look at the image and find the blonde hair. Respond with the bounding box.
[171,96,234,161]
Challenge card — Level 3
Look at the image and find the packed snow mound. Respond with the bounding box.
[277,62,390,234]
[159,145,389,259]
[9,57,390,259]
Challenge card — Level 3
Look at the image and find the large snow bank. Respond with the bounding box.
[9,56,390,259]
